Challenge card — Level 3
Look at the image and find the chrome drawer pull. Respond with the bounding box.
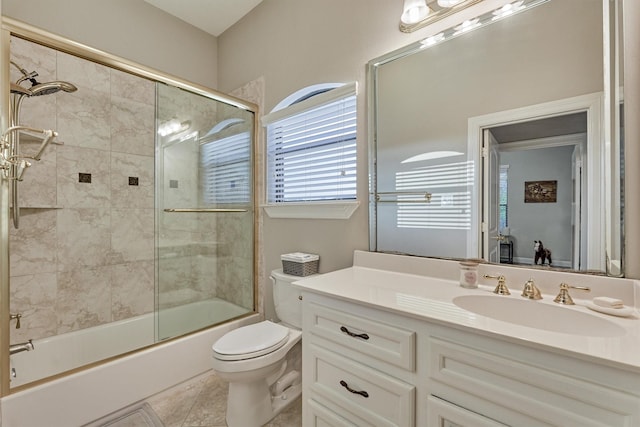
[339,380,369,398]
[340,326,369,340]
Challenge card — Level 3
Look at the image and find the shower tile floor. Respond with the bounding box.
[146,371,302,427]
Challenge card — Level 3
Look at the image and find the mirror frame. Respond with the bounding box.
[367,0,624,276]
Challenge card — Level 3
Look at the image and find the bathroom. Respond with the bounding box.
[0,0,638,426]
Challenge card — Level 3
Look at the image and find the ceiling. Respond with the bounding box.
[143,0,263,37]
[490,112,588,144]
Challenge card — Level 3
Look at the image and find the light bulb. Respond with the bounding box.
[401,0,430,24]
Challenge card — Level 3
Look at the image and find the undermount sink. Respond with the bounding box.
[453,295,626,337]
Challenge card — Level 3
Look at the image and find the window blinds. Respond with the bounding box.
[200,132,251,204]
[265,84,357,203]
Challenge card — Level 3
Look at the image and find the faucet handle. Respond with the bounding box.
[553,283,590,305]
[521,278,542,300]
[483,274,510,295]
[9,313,21,329]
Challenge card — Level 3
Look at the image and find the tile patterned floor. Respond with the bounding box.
[146,371,302,427]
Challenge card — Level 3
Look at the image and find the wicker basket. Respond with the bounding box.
[281,252,319,276]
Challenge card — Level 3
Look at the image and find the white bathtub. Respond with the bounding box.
[2,299,258,427]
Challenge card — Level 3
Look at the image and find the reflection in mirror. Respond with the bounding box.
[368,0,624,275]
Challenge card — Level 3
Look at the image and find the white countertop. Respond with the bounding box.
[294,264,640,372]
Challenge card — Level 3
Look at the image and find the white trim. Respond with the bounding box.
[262,201,360,220]
[261,82,358,126]
[467,92,604,270]
[498,133,586,152]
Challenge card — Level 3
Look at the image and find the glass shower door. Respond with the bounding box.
[156,83,255,340]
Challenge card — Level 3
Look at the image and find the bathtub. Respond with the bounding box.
[2,299,259,427]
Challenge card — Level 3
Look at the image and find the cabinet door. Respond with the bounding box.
[427,396,507,427]
[306,399,360,427]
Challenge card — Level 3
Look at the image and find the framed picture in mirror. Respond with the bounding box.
[524,180,557,203]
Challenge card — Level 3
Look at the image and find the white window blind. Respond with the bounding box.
[200,132,251,204]
[265,84,357,203]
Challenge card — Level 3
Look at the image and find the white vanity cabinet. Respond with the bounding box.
[300,291,640,427]
[301,293,419,426]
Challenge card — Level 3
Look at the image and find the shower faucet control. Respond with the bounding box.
[9,313,21,329]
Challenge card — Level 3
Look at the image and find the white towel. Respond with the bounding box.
[592,296,624,309]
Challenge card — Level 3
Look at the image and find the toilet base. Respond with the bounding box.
[225,365,301,427]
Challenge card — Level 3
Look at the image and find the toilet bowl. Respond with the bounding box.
[211,269,308,427]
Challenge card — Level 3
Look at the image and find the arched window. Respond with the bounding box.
[262,83,357,204]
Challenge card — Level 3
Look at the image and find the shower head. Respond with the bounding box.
[29,81,78,97]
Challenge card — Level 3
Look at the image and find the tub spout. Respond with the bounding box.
[10,339,34,355]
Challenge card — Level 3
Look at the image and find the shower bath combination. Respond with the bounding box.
[1,61,77,228]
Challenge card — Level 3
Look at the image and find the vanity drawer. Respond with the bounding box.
[309,344,415,427]
[306,300,415,371]
[306,399,364,427]
[428,336,639,427]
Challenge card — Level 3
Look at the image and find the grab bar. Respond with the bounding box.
[374,192,432,203]
[163,208,248,213]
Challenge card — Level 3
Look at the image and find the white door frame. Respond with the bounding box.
[467,92,604,271]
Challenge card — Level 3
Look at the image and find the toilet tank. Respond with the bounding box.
[271,269,308,329]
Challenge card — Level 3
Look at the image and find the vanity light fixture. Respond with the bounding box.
[437,0,465,6]
[400,0,482,33]
[412,0,548,48]
[401,0,430,25]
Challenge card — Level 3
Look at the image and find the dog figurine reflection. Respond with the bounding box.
[533,240,552,265]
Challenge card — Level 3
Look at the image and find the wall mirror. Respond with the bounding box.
[368,0,624,276]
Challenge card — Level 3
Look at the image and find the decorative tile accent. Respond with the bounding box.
[111,152,154,209]
[79,173,92,183]
[57,146,110,208]
[129,177,139,186]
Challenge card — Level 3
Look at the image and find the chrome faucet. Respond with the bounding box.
[9,339,34,355]
[483,274,510,295]
[521,278,542,300]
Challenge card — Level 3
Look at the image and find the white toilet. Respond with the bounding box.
[211,269,306,427]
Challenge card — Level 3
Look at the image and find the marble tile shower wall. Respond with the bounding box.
[8,36,255,346]
[8,37,156,343]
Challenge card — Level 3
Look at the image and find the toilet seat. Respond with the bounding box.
[212,321,290,361]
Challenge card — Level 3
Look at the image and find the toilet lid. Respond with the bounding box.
[212,321,290,361]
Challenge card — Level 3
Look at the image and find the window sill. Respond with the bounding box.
[262,201,360,220]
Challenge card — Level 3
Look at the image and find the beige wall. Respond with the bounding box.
[2,0,218,89]
[2,0,638,311]
[217,0,640,320]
